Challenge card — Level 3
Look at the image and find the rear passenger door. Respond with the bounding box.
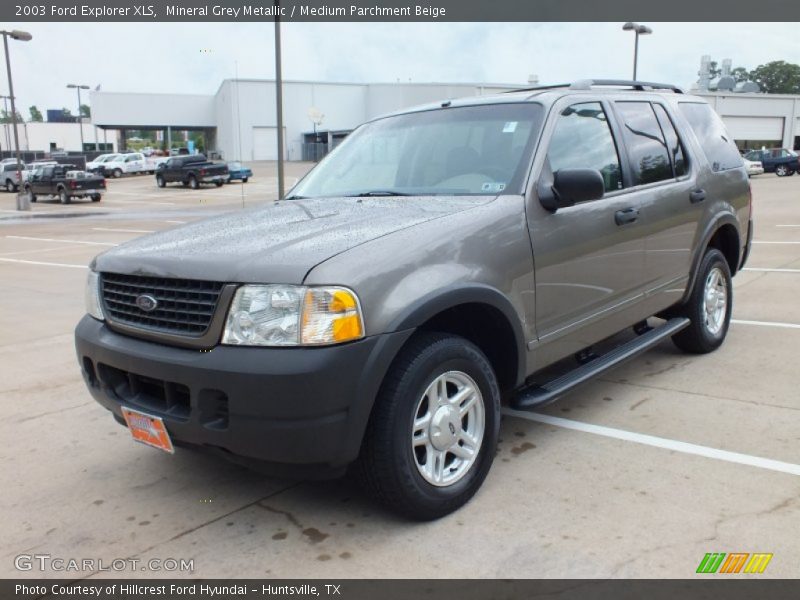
[610,100,700,304]
[528,98,647,359]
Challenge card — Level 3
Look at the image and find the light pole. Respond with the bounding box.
[0,94,10,153]
[67,83,90,152]
[274,0,285,199]
[622,22,652,80]
[1,29,32,210]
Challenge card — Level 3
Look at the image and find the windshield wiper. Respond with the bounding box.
[348,190,411,197]
[283,194,308,200]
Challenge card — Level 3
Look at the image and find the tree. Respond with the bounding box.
[749,61,800,94]
[61,107,73,118]
[80,104,91,118]
[0,109,23,123]
[731,67,750,83]
[29,105,43,122]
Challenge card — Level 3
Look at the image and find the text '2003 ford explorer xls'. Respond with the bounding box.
[76,80,752,520]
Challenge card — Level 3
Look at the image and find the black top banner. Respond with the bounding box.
[5,0,800,22]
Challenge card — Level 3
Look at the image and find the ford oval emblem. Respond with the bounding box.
[135,294,158,313]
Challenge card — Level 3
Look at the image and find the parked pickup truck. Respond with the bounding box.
[743,148,799,177]
[25,164,106,203]
[101,152,155,178]
[2,162,26,192]
[155,155,228,189]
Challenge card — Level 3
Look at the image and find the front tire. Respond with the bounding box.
[242,176,249,183]
[357,333,500,520]
[672,248,732,354]
[113,168,123,178]
[156,175,165,188]
[775,165,788,177]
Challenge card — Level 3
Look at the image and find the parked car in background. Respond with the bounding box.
[743,158,764,177]
[87,154,120,174]
[101,152,156,178]
[155,154,228,188]
[226,161,253,183]
[2,162,26,192]
[743,148,799,177]
[25,163,105,203]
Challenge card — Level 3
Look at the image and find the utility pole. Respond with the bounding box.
[1,29,32,209]
[274,0,285,199]
[67,83,90,151]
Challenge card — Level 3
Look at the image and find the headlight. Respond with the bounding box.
[85,270,104,321]
[222,285,364,347]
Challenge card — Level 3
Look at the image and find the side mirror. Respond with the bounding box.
[540,168,605,211]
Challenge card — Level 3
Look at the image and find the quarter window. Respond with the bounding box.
[678,102,743,172]
[614,101,673,186]
[547,102,622,193]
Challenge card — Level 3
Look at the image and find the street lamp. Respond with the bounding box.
[1,29,32,210]
[0,94,11,152]
[67,83,90,152]
[622,22,652,80]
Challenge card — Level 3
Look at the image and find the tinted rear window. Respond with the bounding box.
[678,103,742,172]
[614,101,673,186]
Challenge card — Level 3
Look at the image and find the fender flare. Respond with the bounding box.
[387,283,527,388]
[682,212,741,304]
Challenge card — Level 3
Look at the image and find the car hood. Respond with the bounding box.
[92,196,492,284]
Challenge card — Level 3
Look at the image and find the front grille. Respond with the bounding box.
[101,273,224,336]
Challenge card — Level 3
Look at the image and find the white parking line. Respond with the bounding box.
[0,257,86,269]
[164,220,186,224]
[502,409,800,477]
[6,235,117,247]
[105,199,176,206]
[92,227,155,234]
[743,267,800,273]
[732,319,800,330]
[752,241,800,245]
[775,225,800,228]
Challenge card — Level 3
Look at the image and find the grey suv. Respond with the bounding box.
[75,80,752,519]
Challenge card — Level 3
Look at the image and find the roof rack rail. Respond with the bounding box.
[569,79,684,93]
[503,80,685,95]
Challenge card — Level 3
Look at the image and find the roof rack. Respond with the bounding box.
[504,79,684,95]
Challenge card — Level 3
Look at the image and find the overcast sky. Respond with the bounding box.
[5,22,799,116]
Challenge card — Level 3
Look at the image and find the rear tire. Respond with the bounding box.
[113,168,122,178]
[5,179,15,193]
[242,177,249,183]
[24,185,36,202]
[214,181,223,187]
[189,175,199,190]
[59,188,70,205]
[156,175,165,188]
[775,165,788,177]
[671,248,732,354]
[356,333,500,520]
[91,194,101,202]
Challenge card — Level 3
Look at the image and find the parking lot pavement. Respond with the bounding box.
[1,171,798,578]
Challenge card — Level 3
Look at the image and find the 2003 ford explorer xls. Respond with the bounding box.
[76,80,752,519]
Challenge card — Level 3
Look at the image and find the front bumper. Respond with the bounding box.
[75,316,412,475]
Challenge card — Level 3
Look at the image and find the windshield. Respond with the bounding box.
[102,155,120,162]
[290,103,543,198]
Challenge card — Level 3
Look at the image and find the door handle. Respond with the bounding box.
[690,188,706,203]
[615,207,639,226]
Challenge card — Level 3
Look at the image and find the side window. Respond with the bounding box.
[678,102,742,172]
[653,104,687,177]
[614,101,673,185]
[547,102,622,193]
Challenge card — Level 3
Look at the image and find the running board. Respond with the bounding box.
[511,318,690,410]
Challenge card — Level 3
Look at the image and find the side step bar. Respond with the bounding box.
[511,318,690,411]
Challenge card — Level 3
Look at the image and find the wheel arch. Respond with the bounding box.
[682,214,741,304]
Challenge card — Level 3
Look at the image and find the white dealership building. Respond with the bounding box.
[72,79,800,160]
